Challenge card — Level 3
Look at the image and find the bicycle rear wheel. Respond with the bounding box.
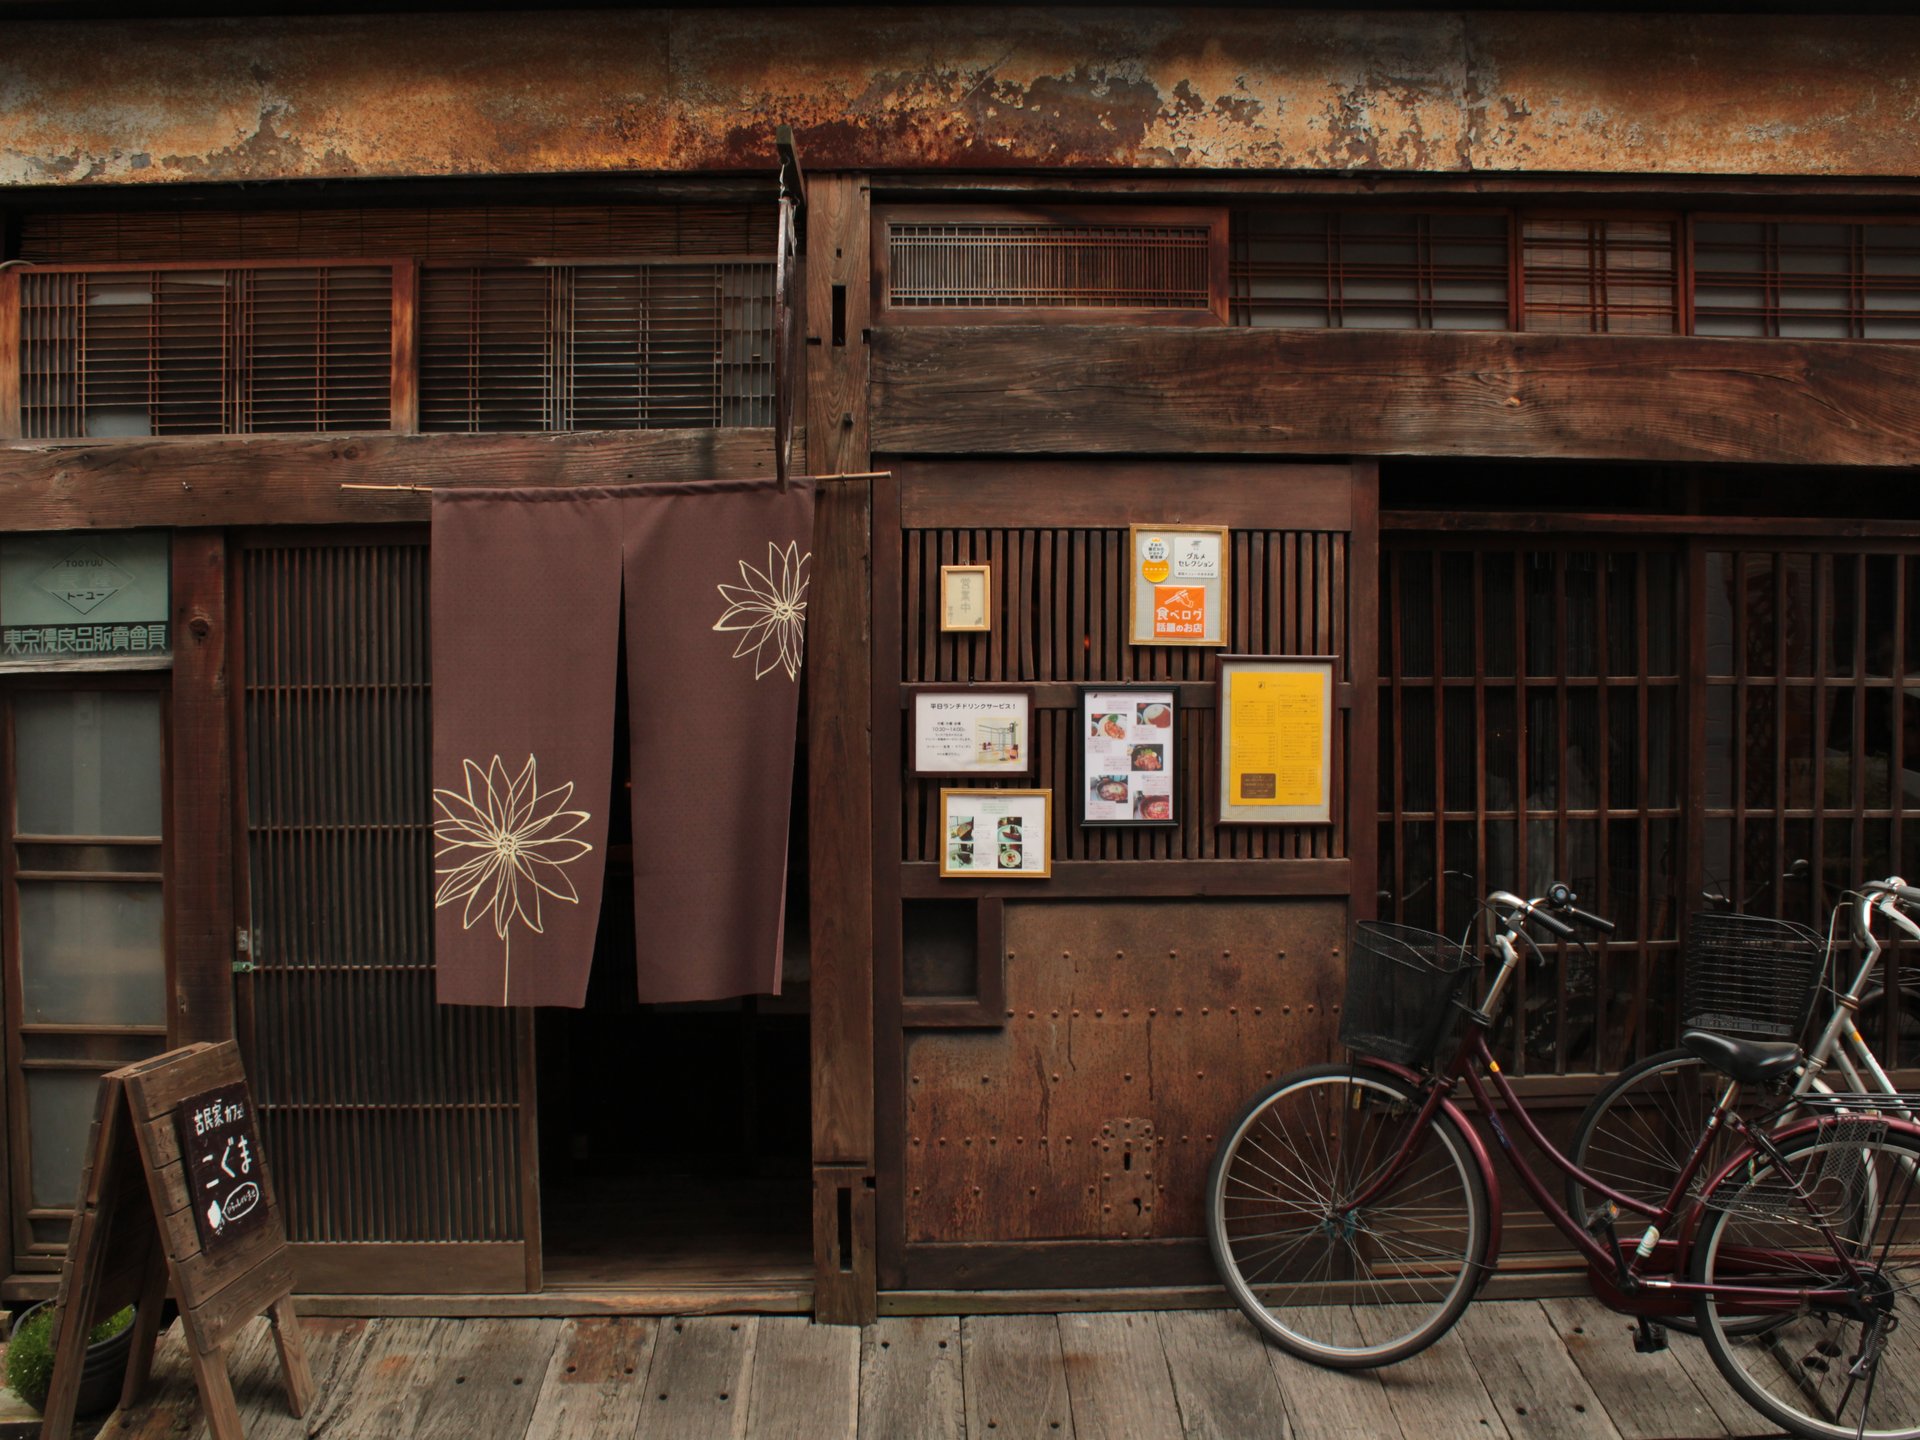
[1206,1061,1491,1369]
[1692,1121,1920,1439]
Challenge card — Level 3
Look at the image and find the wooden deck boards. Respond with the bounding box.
[78,1300,1780,1440]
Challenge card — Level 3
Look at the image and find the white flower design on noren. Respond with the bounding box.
[713,540,811,681]
[432,755,593,1004]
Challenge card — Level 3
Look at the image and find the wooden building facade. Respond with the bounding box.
[4,5,1920,1323]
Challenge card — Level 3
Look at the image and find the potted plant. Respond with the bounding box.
[5,1302,135,1417]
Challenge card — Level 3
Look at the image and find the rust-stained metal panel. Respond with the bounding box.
[903,898,1346,1245]
[4,11,1920,186]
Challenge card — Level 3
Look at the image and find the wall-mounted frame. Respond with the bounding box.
[939,788,1052,879]
[1127,524,1230,647]
[1216,654,1336,825]
[1078,685,1177,826]
[910,686,1032,777]
[940,564,992,632]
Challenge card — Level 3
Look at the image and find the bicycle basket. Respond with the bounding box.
[1683,911,1827,1040]
[1341,921,1476,1068]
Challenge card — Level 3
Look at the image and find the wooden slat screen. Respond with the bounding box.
[1380,542,1687,1074]
[1700,544,1920,1067]
[418,261,773,432]
[18,263,393,439]
[1230,210,1511,330]
[1694,221,1920,340]
[1520,218,1680,334]
[241,539,526,1249]
[17,204,775,265]
[900,525,1351,861]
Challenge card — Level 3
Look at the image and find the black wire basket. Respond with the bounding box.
[1683,911,1828,1040]
[1341,921,1477,1068]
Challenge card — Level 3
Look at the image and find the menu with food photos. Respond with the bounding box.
[939,788,1052,878]
[1080,687,1177,826]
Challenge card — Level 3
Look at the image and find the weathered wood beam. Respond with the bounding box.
[0,427,785,531]
[871,327,1920,468]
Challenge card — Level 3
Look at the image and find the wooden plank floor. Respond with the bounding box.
[82,1300,1787,1439]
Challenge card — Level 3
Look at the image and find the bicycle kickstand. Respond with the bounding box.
[1634,1318,1669,1354]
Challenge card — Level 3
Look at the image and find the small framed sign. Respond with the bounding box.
[910,686,1033,776]
[1079,685,1178,826]
[1217,654,1336,825]
[940,788,1052,878]
[940,564,992,632]
[1128,525,1229,647]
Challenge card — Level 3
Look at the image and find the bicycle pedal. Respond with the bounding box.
[1634,1321,1669,1354]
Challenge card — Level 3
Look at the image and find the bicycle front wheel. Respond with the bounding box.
[1206,1062,1492,1369]
[1692,1120,1920,1439]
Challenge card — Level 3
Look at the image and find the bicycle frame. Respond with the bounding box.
[1798,885,1920,1102]
[1349,905,1920,1319]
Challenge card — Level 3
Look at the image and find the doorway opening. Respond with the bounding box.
[534,658,813,1294]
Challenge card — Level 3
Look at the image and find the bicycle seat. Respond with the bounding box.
[1680,1030,1803,1086]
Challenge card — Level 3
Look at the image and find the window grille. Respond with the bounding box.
[1521,218,1680,334]
[879,207,1227,320]
[1693,221,1920,340]
[17,262,394,439]
[418,261,773,432]
[1230,211,1510,330]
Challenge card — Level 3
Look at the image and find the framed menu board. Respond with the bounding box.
[1216,655,1335,825]
[939,788,1052,878]
[910,687,1033,776]
[1127,524,1229,647]
[1079,685,1177,826]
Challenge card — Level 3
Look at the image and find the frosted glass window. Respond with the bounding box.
[27,1071,98,1208]
[14,691,162,837]
[18,881,166,1026]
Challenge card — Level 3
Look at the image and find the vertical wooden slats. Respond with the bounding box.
[898,524,1352,863]
[239,539,524,1251]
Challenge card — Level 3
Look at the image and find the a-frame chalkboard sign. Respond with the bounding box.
[40,1042,311,1440]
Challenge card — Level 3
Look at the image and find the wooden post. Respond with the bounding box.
[807,173,878,1325]
[170,529,235,1044]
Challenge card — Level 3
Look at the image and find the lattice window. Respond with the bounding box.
[418,261,773,432]
[878,206,1227,321]
[1230,211,1510,330]
[17,262,395,439]
[1700,546,1920,1066]
[1521,218,1680,334]
[1693,221,1920,340]
[241,539,527,1249]
[1380,543,1687,1075]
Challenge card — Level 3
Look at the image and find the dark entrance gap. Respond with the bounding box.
[534,644,812,1292]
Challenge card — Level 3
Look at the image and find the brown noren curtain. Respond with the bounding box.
[431,479,814,1008]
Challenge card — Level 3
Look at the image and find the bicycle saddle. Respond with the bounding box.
[1680,1029,1803,1086]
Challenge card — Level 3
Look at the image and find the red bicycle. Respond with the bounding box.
[1206,882,1920,1440]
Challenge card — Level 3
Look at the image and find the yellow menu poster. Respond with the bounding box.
[1228,668,1325,807]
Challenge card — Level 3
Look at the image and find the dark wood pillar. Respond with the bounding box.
[806,173,878,1324]
[168,528,235,1044]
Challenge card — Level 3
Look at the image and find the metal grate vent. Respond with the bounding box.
[1694,220,1920,340]
[882,208,1226,319]
[1231,211,1510,330]
[18,263,394,439]
[1521,218,1680,334]
[418,261,774,432]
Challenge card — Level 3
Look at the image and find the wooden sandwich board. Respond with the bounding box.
[40,1042,311,1440]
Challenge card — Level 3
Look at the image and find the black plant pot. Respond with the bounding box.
[13,1300,136,1418]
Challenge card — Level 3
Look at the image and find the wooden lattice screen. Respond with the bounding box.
[900,524,1353,862]
[239,537,531,1294]
[1693,220,1920,340]
[418,261,774,432]
[1520,218,1680,334]
[17,262,396,439]
[1229,210,1511,330]
[1379,542,1688,1075]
